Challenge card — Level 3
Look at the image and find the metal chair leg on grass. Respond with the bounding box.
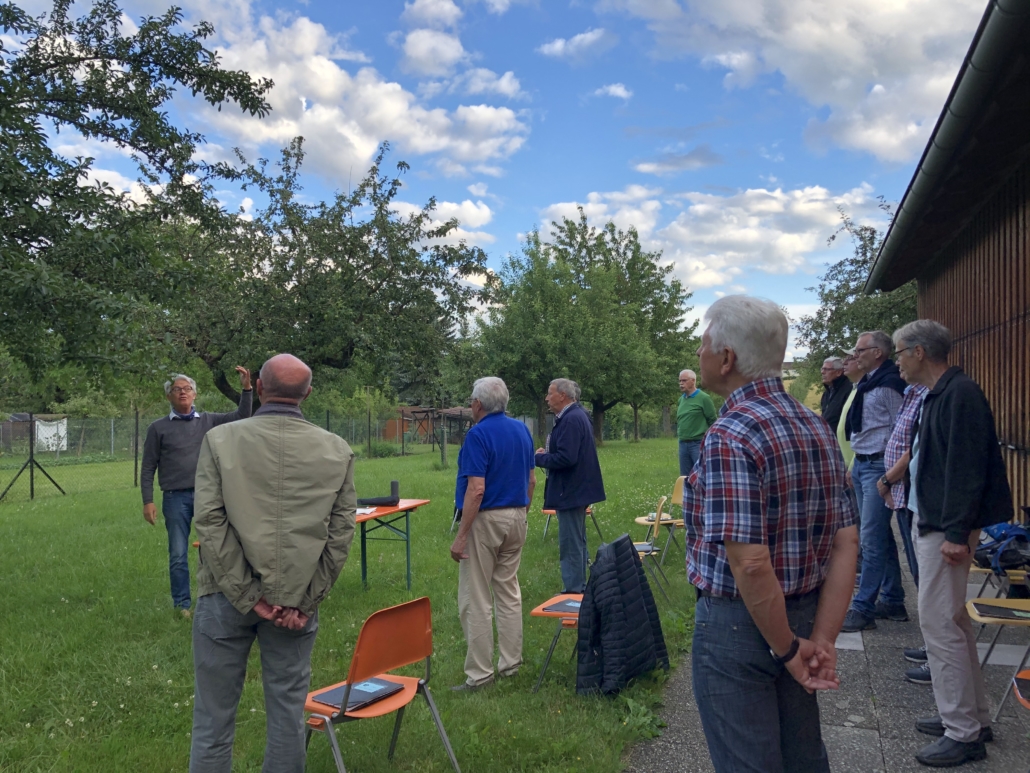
[422,684,462,773]
[534,619,565,693]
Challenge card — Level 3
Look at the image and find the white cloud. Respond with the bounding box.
[461,68,526,99]
[401,0,462,29]
[634,144,723,175]
[599,0,985,161]
[401,29,468,76]
[537,28,616,61]
[393,199,496,246]
[185,9,527,184]
[468,182,489,197]
[541,181,886,289]
[594,83,633,100]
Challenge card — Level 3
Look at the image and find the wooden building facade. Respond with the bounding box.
[866,0,1030,521]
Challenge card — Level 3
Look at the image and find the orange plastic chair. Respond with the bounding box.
[304,597,460,773]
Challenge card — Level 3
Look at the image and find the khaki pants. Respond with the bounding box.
[458,506,528,686]
[914,525,990,742]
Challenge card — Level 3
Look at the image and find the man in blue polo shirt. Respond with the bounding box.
[450,376,536,692]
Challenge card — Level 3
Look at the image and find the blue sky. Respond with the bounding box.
[54,0,988,354]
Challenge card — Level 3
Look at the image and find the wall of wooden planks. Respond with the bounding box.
[919,156,1029,523]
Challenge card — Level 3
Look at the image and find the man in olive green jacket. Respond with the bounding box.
[189,354,356,773]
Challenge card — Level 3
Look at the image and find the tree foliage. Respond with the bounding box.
[0,0,271,376]
[164,141,491,404]
[478,211,696,443]
[795,206,917,370]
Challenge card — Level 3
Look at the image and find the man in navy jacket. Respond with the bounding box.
[535,378,606,593]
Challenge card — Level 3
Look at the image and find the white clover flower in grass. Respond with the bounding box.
[79,717,84,722]
[91,701,97,707]
[49,733,55,738]
[152,665,158,670]
[167,680,172,685]
[65,719,74,727]
[25,723,30,728]
[174,703,179,709]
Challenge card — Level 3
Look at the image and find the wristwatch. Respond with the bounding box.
[879,474,891,487]
[770,633,799,665]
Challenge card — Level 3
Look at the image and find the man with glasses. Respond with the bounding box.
[141,367,253,617]
[841,331,908,632]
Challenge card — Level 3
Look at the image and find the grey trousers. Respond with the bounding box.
[913,526,989,742]
[190,592,319,773]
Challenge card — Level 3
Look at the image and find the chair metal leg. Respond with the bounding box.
[305,725,313,749]
[979,624,1005,667]
[387,705,406,760]
[534,619,565,693]
[589,510,604,541]
[317,715,347,773]
[991,642,1030,723]
[421,685,462,773]
[643,560,671,604]
[653,555,671,586]
[542,513,552,540]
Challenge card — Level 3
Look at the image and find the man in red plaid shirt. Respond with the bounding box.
[684,295,859,773]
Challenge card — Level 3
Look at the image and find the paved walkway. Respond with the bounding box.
[626,573,1030,773]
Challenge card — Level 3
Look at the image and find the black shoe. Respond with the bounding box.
[841,609,877,633]
[914,735,987,767]
[906,661,932,685]
[905,644,928,663]
[915,716,993,743]
[450,677,494,692]
[874,601,909,621]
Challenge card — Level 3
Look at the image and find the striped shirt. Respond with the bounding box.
[883,384,927,509]
[850,365,905,454]
[684,377,857,598]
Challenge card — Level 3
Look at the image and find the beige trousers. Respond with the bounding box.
[458,506,528,686]
[914,525,990,742]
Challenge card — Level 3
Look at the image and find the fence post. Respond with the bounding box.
[111,418,115,456]
[29,413,35,500]
[133,409,139,488]
[440,421,448,468]
[326,409,330,433]
[400,416,405,456]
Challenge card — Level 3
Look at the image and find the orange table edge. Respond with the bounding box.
[356,499,431,590]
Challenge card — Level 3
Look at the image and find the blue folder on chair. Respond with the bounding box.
[311,677,404,712]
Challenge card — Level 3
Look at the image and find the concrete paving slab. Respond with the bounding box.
[836,631,865,651]
[818,650,878,730]
[977,642,1030,667]
[823,725,885,772]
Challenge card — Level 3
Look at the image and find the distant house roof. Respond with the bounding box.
[866,0,1030,292]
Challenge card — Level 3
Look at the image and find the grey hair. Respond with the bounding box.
[822,357,844,369]
[679,369,696,380]
[471,377,509,414]
[550,378,580,401]
[164,374,197,395]
[858,330,894,359]
[704,295,788,380]
[892,319,952,363]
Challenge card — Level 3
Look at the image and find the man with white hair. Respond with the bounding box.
[841,330,908,633]
[893,320,1011,767]
[684,295,858,773]
[819,356,850,432]
[141,366,253,617]
[450,377,536,691]
[677,368,717,476]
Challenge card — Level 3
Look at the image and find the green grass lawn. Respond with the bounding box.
[0,438,695,773]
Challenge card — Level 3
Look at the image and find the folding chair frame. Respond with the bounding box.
[543,506,604,542]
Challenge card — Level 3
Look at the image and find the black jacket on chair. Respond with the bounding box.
[576,534,669,695]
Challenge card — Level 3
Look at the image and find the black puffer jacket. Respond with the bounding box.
[576,534,669,695]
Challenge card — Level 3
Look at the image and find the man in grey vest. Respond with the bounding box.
[141,366,253,616]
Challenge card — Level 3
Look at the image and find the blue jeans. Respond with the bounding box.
[895,508,919,587]
[557,507,588,593]
[162,488,195,609]
[692,590,829,773]
[190,593,319,773]
[679,440,702,477]
[850,459,904,617]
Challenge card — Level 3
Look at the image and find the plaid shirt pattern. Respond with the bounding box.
[883,384,927,509]
[684,378,857,598]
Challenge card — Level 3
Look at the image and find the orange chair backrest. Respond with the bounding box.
[347,597,433,684]
[670,476,686,507]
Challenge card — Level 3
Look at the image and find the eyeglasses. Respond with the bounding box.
[894,347,911,357]
[169,386,195,395]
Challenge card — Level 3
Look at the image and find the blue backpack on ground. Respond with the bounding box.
[974,523,1030,575]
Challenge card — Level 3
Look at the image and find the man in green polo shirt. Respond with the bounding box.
[677,369,717,476]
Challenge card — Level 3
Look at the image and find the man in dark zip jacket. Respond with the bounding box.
[535,378,606,593]
[894,319,1012,768]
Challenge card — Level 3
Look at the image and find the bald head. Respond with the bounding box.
[258,354,312,404]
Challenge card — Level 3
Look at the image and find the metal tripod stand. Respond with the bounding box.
[0,414,66,503]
